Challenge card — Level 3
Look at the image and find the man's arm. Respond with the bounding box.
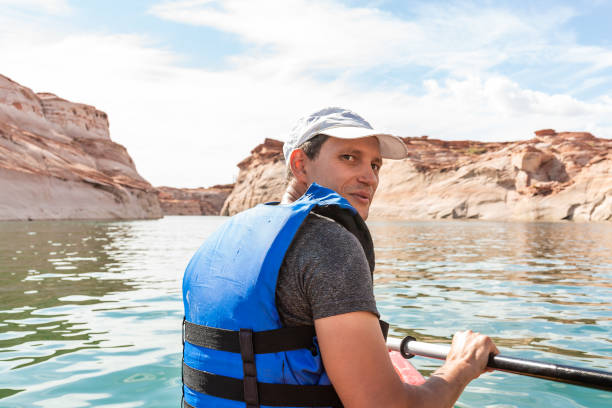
[315,311,498,408]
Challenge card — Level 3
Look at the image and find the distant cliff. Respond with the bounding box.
[157,185,233,215]
[0,74,162,220]
[221,138,286,216]
[221,131,612,222]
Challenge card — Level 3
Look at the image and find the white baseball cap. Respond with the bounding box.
[283,107,409,163]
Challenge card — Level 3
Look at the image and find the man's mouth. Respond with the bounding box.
[349,192,371,205]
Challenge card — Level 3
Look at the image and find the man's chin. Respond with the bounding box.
[354,205,369,220]
[344,196,369,219]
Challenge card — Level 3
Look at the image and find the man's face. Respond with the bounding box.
[303,136,382,220]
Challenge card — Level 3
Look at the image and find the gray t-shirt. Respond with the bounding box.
[275,213,379,327]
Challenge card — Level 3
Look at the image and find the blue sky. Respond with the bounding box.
[1,0,611,187]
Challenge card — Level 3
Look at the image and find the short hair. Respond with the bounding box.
[286,134,330,181]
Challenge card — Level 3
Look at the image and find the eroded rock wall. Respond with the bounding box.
[220,138,286,216]
[0,74,162,220]
[222,132,612,222]
[373,131,611,222]
[157,185,234,215]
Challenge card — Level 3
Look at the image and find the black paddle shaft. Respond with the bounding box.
[488,354,612,392]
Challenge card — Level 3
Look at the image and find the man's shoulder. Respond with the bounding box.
[286,212,364,262]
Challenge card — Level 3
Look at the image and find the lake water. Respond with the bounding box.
[1,216,611,407]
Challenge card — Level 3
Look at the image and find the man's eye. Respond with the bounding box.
[372,163,380,171]
[341,154,355,161]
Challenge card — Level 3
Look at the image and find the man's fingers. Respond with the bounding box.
[449,330,500,378]
[492,343,500,356]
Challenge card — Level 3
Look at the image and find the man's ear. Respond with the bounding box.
[289,149,309,184]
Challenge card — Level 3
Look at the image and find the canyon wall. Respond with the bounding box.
[222,131,612,222]
[220,138,286,216]
[3,72,609,222]
[0,74,162,220]
[157,185,233,215]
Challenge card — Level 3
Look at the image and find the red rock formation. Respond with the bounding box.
[157,185,233,215]
[0,74,162,220]
[222,130,612,222]
[38,92,111,140]
[534,129,556,137]
[220,138,286,216]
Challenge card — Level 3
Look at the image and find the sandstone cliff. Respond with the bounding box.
[220,138,286,216]
[157,184,233,215]
[0,74,162,220]
[221,132,612,222]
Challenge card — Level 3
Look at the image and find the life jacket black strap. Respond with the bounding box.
[184,319,389,352]
[183,362,343,407]
[184,321,318,354]
[183,320,388,407]
[311,205,375,274]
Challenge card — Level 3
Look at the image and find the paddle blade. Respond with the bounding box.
[390,350,425,385]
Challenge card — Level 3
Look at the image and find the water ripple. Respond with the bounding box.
[1,218,610,407]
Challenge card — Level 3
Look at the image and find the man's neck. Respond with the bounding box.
[281,179,307,204]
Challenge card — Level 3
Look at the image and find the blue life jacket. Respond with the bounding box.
[182,183,379,408]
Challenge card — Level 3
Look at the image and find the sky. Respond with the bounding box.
[1,0,611,188]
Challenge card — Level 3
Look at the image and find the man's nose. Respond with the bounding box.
[357,164,378,186]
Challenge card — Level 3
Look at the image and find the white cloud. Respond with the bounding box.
[0,1,611,188]
[150,0,421,75]
[148,1,575,78]
[150,0,612,90]
[340,75,612,145]
[412,76,612,137]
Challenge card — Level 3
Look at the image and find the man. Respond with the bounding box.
[182,107,498,408]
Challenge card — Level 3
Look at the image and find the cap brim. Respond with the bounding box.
[319,126,408,159]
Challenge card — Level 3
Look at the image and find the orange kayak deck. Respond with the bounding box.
[390,350,426,385]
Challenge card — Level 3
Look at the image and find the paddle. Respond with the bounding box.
[387,336,612,391]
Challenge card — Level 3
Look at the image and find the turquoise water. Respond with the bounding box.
[1,217,611,407]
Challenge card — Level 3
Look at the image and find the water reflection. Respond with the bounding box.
[371,220,612,286]
[0,222,137,377]
[0,217,226,404]
[369,220,612,370]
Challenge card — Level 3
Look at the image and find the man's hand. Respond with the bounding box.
[445,330,499,382]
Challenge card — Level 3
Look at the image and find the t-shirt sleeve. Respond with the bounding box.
[276,214,379,326]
